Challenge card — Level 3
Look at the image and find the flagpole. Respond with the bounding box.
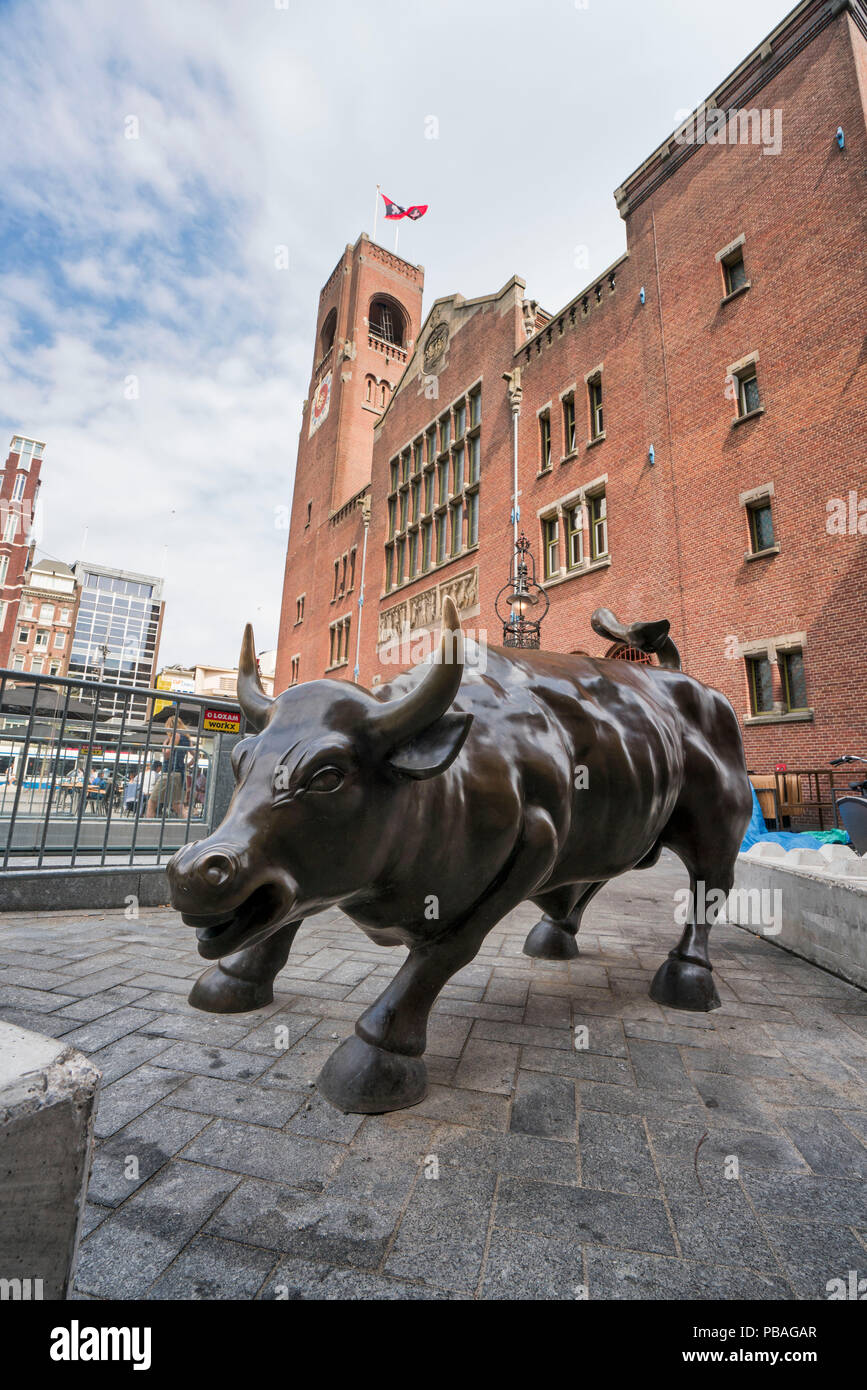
[373,184,380,243]
[394,222,399,255]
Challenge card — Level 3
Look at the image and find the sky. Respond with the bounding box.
[0,0,791,668]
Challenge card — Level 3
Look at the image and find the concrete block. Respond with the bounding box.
[744,842,788,861]
[0,1022,101,1299]
[786,848,826,868]
[818,842,857,862]
[734,855,867,991]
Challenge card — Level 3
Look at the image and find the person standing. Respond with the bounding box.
[147,713,191,818]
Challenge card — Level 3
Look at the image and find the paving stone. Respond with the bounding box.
[385,1167,496,1292]
[453,1039,519,1094]
[59,1006,163,1053]
[521,1044,633,1085]
[145,1235,276,1299]
[74,1160,241,1298]
[494,1178,675,1254]
[150,1041,273,1082]
[162,1075,305,1128]
[695,1074,780,1129]
[428,1126,578,1186]
[234,1012,319,1055]
[743,1172,867,1226]
[284,1091,365,1143]
[579,1111,661,1195]
[182,1117,343,1190]
[261,1258,456,1300]
[94,1064,192,1138]
[138,1012,253,1047]
[88,1105,211,1205]
[481,1227,585,1299]
[583,1247,791,1300]
[778,1109,867,1178]
[667,1190,780,1271]
[207,1171,412,1269]
[628,1039,696,1097]
[425,1012,472,1058]
[757,1215,867,1299]
[510,1070,576,1140]
[412,1084,511,1132]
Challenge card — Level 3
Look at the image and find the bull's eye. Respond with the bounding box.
[305,766,344,794]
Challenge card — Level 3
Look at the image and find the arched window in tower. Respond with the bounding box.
[368,296,406,348]
[365,376,374,403]
[319,307,337,361]
[380,382,387,407]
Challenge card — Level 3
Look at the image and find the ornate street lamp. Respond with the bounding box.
[495,532,549,648]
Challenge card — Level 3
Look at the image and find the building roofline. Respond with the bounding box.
[614,0,864,217]
[515,252,630,358]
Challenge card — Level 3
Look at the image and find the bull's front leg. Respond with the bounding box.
[318,810,558,1114]
[188,921,302,1014]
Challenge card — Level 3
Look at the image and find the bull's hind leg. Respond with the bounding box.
[649,860,733,1012]
[188,921,302,1014]
[523,881,604,960]
[319,810,558,1114]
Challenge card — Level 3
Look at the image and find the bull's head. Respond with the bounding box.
[167,598,471,960]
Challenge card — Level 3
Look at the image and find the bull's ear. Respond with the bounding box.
[386,711,472,781]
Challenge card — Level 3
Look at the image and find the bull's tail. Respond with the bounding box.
[591,607,681,671]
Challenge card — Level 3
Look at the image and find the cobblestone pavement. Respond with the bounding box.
[2,852,867,1301]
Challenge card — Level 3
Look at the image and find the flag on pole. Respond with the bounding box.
[381,193,428,221]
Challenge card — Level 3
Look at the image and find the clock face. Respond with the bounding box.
[423,322,449,372]
[309,371,332,436]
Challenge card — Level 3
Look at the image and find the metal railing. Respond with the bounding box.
[0,668,243,870]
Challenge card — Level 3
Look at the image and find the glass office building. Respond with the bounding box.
[69,564,164,718]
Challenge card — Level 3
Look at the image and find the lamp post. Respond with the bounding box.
[495,532,549,648]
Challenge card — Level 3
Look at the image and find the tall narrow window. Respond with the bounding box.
[589,378,604,439]
[466,491,479,547]
[468,433,480,483]
[737,368,761,417]
[747,499,775,553]
[421,520,432,572]
[722,249,748,296]
[450,501,463,556]
[562,394,576,454]
[436,514,448,564]
[539,410,552,471]
[781,650,807,711]
[542,516,559,579]
[565,504,583,569]
[746,655,774,714]
[588,492,607,559]
[408,530,418,578]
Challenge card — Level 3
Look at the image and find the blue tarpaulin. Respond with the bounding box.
[740,784,840,852]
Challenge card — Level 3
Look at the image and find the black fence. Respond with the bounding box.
[0,669,243,869]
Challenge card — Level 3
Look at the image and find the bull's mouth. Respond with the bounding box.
[181,882,291,960]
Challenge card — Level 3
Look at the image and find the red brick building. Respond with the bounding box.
[276,0,867,773]
[0,435,45,669]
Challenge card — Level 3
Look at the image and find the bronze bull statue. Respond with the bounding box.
[167,599,752,1114]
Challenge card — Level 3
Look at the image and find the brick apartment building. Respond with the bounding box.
[9,558,80,676]
[0,435,45,668]
[276,0,867,772]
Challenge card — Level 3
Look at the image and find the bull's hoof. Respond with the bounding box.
[649,955,721,1012]
[317,1034,428,1115]
[188,963,274,1015]
[523,918,579,960]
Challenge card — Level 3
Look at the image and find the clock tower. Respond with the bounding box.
[275,233,424,691]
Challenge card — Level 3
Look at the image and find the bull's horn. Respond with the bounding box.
[237,623,274,732]
[374,596,464,747]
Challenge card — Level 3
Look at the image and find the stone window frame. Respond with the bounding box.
[716,233,751,303]
[739,482,779,561]
[289,654,300,686]
[728,350,764,425]
[736,631,812,725]
[294,593,306,626]
[537,473,610,589]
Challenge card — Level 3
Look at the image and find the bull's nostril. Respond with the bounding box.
[200,852,237,888]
